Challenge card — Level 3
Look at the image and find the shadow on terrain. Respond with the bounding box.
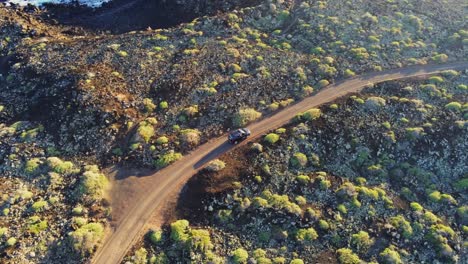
[193,141,234,169]
[41,0,263,33]
[0,54,18,76]
[111,165,154,180]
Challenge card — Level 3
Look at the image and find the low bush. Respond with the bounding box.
[301,108,321,121]
[179,129,201,147]
[351,231,373,252]
[6,237,17,247]
[77,166,109,202]
[24,158,41,175]
[149,230,163,245]
[170,219,190,243]
[143,98,156,112]
[47,157,75,174]
[31,200,48,212]
[337,248,361,264]
[156,136,169,145]
[69,222,104,255]
[232,248,249,263]
[205,159,226,172]
[296,174,310,184]
[445,102,462,111]
[290,152,308,168]
[380,246,402,264]
[233,108,262,127]
[264,133,280,144]
[137,122,155,143]
[154,152,182,168]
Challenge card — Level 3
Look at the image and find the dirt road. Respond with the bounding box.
[92,61,468,264]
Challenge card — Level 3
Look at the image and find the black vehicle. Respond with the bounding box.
[228,128,251,144]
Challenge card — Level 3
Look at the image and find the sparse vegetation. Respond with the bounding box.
[233,108,262,127]
[1,0,466,263]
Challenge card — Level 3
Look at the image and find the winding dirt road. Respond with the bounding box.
[92,62,468,264]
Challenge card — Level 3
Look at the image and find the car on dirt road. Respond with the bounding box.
[228,128,251,144]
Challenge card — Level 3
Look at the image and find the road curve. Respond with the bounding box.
[92,62,468,264]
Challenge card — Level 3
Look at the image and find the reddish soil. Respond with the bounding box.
[314,250,338,264]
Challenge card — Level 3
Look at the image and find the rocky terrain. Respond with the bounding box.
[131,71,467,263]
[0,0,466,263]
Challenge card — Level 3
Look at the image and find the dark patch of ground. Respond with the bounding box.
[41,0,263,33]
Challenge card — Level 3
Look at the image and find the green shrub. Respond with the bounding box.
[268,102,280,111]
[6,237,17,247]
[290,152,308,168]
[69,222,104,255]
[77,167,109,202]
[410,202,424,211]
[428,190,441,202]
[296,175,310,184]
[264,133,280,144]
[205,159,226,172]
[406,127,425,140]
[445,102,462,111]
[155,152,182,168]
[290,260,304,264]
[133,247,148,264]
[272,257,286,264]
[344,69,356,77]
[170,219,190,243]
[380,247,402,264]
[295,196,307,205]
[151,252,168,264]
[318,176,331,190]
[276,128,286,134]
[28,219,48,235]
[232,248,249,264]
[159,101,168,109]
[390,215,413,238]
[189,229,213,252]
[428,76,444,84]
[72,205,84,215]
[337,248,361,264]
[0,227,7,237]
[31,200,48,212]
[251,143,263,152]
[296,227,318,241]
[143,98,156,112]
[183,105,199,117]
[330,103,339,109]
[365,96,386,110]
[318,220,330,230]
[137,123,155,143]
[149,230,163,245]
[302,85,314,96]
[24,158,41,175]
[302,108,321,121]
[431,53,448,63]
[351,231,373,252]
[156,136,169,145]
[47,157,75,174]
[337,204,347,214]
[179,129,201,147]
[72,217,87,228]
[317,80,329,88]
[233,108,262,126]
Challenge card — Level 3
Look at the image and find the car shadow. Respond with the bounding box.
[193,141,234,170]
[112,165,154,180]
